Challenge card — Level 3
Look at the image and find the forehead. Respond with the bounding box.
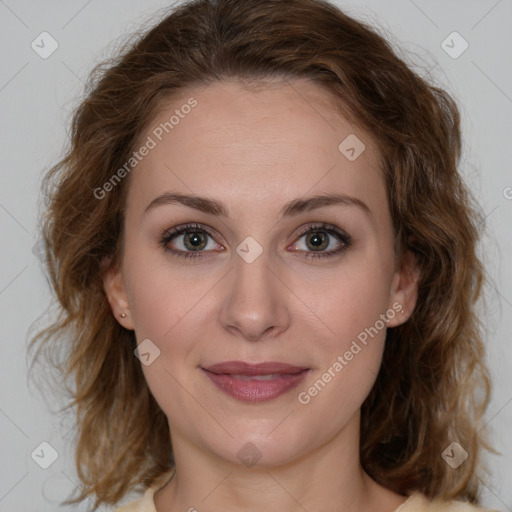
[127,79,385,216]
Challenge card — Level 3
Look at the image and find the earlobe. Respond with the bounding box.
[387,250,420,328]
[103,264,134,330]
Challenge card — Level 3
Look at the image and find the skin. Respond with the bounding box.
[104,78,419,512]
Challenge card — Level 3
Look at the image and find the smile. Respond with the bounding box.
[201,361,310,403]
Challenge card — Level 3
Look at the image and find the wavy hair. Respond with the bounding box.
[29,0,492,509]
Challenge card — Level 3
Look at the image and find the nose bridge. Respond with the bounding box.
[219,246,289,340]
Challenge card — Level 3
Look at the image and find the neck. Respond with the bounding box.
[153,413,406,512]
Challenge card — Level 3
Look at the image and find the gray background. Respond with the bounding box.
[0,0,511,510]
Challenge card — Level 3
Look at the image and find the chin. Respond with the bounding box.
[201,422,317,469]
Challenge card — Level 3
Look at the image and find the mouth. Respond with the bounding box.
[201,361,310,403]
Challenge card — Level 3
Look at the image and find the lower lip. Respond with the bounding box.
[201,369,309,403]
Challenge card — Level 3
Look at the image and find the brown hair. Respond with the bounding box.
[29,0,492,509]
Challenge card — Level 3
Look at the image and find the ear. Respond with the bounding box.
[103,262,134,330]
[387,249,420,328]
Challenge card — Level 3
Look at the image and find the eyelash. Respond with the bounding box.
[159,222,352,261]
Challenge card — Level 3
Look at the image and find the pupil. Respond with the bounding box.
[185,232,206,250]
[307,232,327,251]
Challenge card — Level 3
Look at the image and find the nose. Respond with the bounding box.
[218,249,291,342]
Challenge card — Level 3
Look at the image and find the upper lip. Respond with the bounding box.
[202,361,309,375]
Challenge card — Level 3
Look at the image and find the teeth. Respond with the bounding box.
[229,373,284,381]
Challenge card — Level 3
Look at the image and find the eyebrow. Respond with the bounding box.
[144,192,372,220]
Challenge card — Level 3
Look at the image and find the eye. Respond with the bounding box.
[288,223,351,258]
[160,223,224,259]
[160,222,351,261]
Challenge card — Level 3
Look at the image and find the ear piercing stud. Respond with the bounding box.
[120,313,127,318]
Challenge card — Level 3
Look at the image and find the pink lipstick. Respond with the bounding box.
[201,361,309,403]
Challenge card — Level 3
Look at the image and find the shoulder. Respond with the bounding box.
[398,493,501,512]
[112,499,145,512]
[112,469,175,512]
[112,495,154,512]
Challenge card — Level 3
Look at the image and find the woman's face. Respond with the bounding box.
[105,79,417,467]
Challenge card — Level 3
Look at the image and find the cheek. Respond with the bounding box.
[291,254,393,411]
[293,258,394,346]
[122,250,218,399]
[123,247,214,341]
[295,278,389,431]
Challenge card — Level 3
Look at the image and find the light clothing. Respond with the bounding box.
[113,469,499,512]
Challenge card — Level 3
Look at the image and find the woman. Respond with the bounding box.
[29,0,497,511]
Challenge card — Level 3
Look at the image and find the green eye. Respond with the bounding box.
[160,223,223,260]
[290,223,351,259]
